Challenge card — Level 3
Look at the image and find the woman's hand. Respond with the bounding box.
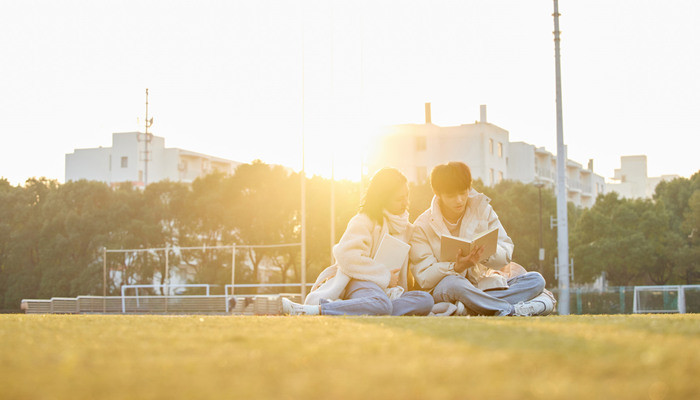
[454,245,484,274]
[389,268,401,287]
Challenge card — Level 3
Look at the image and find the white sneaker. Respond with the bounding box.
[513,300,546,316]
[281,298,320,316]
[530,291,556,316]
[455,301,468,316]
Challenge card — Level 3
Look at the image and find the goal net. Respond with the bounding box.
[633,285,692,314]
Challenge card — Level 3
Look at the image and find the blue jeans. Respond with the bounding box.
[432,272,546,316]
[320,279,434,316]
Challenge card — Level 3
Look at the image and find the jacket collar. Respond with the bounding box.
[428,189,491,237]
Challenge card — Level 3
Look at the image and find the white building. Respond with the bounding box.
[509,142,605,208]
[65,132,242,187]
[607,155,679,199]
[366,104,606,207]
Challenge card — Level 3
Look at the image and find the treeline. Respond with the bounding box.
[572,173,700,286]
[0,163,698,309]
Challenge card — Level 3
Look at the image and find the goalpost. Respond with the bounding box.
[103,242,305,313]
[632,285,700,314]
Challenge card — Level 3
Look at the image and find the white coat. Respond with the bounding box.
[409,190,514,291]
[304,213,412,305]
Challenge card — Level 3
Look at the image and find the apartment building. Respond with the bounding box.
[65,132,241,187]
[365,104,606,207]
[606,155,679,199]
[509,142,605,208]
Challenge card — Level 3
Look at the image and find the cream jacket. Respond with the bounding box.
[304,213,412,305]
[409,190,514,291]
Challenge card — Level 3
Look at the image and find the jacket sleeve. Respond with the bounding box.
[333,215,391,289]
[409,223,462,290]
[482,205,514,269]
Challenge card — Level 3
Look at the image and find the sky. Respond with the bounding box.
[1,0,699,186]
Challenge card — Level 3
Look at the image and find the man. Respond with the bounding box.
[409,161,555,316]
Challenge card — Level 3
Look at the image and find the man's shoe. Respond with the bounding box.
[529,291,556,316]
[513,300,546,316]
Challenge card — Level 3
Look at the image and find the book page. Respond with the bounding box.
[440,226,499,263]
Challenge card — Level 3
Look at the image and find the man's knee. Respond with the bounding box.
[524,272,546,293]
[433,275,473,301]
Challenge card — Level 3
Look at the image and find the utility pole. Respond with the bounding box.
[300,8,307,302]
[329,2,336,264]
[553,0,570,315]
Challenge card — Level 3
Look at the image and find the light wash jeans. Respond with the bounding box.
[432,272,546,316]
[320,279,434,316]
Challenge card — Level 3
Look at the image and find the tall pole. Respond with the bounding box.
[536,182,544,271]
[164,245,169,294]
[144,89,150,187]
[231,244,236,296]
[164,245,169,312]
[300,6,307,302]
[102,247,107,313]
[553,0,570,314]
[330,162,336,261]
[329,1,337,263]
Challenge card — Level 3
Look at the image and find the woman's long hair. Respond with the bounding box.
[360,167,407,224]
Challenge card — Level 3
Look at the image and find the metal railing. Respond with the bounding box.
[121,284,213,313]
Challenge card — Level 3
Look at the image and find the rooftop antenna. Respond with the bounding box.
[139,88,154,187]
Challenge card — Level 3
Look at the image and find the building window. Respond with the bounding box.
[121,156,128,168]
[498,171,504,183]
[489,168,494,185]
[498,142,503,158]
[416,136,427,151]
[489,139,494,155]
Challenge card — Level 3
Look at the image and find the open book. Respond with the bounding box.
[440,226,499,263]
[373,234,410,270]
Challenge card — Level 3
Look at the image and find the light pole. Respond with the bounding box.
[533,180,545,271]
[553,0,570,314]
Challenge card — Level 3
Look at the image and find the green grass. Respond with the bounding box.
[1,314,698,400]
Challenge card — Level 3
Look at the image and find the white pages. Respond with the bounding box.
[440,226,499,263]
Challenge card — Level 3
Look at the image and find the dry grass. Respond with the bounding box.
[1,314,698,400]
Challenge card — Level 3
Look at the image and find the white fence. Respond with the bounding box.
[22,283,310,315]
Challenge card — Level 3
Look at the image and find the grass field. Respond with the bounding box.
[1,314,698,400]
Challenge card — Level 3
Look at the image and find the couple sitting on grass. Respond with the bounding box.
[283,161,556,317]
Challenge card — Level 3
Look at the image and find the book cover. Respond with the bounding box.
[373,234,410,270]
[440,226,499,263]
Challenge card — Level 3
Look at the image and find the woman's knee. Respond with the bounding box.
[415,291,435,315]
[372,294,393,315]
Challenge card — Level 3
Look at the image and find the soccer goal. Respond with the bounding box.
[632,285,700,314]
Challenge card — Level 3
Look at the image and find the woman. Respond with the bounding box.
[282,167,434,316]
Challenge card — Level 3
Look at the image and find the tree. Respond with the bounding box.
[570,192,687,286]
[654,171,700,284]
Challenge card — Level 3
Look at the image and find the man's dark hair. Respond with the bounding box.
[430,162,472,195]
[360,167,407,223]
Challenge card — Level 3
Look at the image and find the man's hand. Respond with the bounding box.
[454,245,484,274]
[389,268,401,287]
